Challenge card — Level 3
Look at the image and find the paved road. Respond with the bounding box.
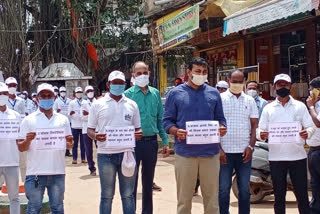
[64,152,305,214]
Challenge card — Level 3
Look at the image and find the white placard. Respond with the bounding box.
[268,122,301,144]
[35,128,66,150]
[0,119,20,139]
[186,121,220,144]
[60,104,68,113]
[105,126,135,149]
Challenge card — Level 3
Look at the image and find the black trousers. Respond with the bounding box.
[270,159,310,214]
[133,136,158,214]
[308,149,320,214]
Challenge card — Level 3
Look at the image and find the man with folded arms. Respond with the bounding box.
[87,71,142,214]
[0,82,20,214]
[258,74,314,214]
[17,83,73,214]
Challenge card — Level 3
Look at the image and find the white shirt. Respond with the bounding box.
[25,98,35,115]
[68,98,83,129]
[220,90,259,153]
[307,100,320,147]
[258,96,314,161]
[0,107,20,167]
[54,96,71,118]
[87,94,141,154]
[18,109,72,175]
[7,96,25,117]
[81,98,96,134]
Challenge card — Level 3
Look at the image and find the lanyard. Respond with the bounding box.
[60,97,67,105]
[77,99,81,107]
[8,99,17,109]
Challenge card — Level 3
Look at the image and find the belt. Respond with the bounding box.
[139,135,157,141]
[310,145,320,151]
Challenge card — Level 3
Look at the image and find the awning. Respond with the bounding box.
[223,0,320,36]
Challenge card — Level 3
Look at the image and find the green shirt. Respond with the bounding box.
[124,85,169,146]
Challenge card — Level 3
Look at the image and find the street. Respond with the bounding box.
[64,150,304,214]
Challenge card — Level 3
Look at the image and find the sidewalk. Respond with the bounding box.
[64,152,303,214]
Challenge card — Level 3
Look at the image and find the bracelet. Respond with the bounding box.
[309,106,315,110]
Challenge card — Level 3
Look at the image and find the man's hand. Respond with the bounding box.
[95,133,106,142]
[162,145,170,158]
[70,111,75,116]
[219,125,227,137]
[83,110,89,116]
[242,147,253,163]
[65,135,74,149]
[220,149,227,164]
[176,129,188,141]
[57,109,61,113]
[299,130,308,140]
[134,130,143,140]
[260,131,269,141]
[25,113,28,116]
[26,132,36,142]
[306,95,316,108]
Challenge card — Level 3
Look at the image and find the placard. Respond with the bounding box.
[186,121,220,144]
[35,128,66,150]
[105,126,135,149]
[0,119,20,139]
[268,122,301,144]
[60,104,69,113]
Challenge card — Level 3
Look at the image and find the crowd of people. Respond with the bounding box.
[0,57,319,214]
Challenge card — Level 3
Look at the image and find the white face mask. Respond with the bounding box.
[135,75,149,87]
[229,83,244,94]
[0,95,8,106]
[60,92,66,97]
[247,89,258,98]
[76,93,83,99]
[191,74,208,86]
[54,92,58,96]
[87,92,94,99]
[8,87,16,95]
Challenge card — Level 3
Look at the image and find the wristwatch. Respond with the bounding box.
[309,106,315,110]
[248,145,254,151]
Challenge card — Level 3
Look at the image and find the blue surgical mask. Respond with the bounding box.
[110,84,125,96]
[38,98,55,110]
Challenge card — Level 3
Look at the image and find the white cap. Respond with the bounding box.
[31,92,37,97]
[274,74,291,84]
[22,90,28,96]
[53,86,59,91]
[37,83,54,95]
[216,80,229,89]
[85,85,94,92]
[59,86,66,92]
[75,87,83,93]
[108,70,125,82]
[5,77,18,85]
[121,151,136,177]
[0,82,9,93]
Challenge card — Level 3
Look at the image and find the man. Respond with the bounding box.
[305,76,320,214]
[54,86,71,118]
[21,91,34,116]
[81,85,96,176]
[258,74,313,214]
[219,70,259,214]
[17,83,73,214]
[30,93,38,113]
[125,61,169,214]
[68,87,86,164]
[216,80,229,94]
[163,57,227,214]
[246,80,268,119]
[53,86,59,98]
[175,77,182,86]
[0,82,20,214]
[5,77,27,182]
[87,70,142,214]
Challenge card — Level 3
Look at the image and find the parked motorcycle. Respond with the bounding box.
[231,141,310,204]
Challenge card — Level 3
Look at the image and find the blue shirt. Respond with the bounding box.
[163,83,227,157]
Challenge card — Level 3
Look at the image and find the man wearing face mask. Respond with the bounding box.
[30,93,38,113]
[0,82,21,214]
[54,86,71,118]
[219,70,259,214]
[68,87,86,164]
[87,70,143,214]
[163,57,227,214]
[258,74,313,214]
[125,61,169,214]
[22,91,34,116]
[81,85,96,176]
[17,83,73,214]
[53,86,59,98]
[216,80,229,94]
[246,81,268,119]
[306,77,320,214]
